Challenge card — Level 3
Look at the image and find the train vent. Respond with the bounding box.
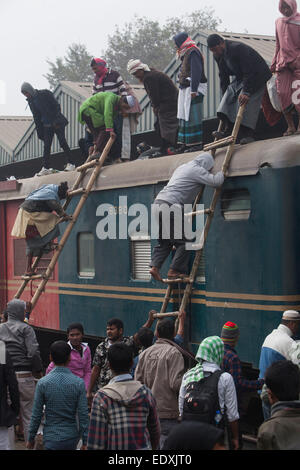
[130,236,151,281]
[221,189,251,221]
[195,251,206,284]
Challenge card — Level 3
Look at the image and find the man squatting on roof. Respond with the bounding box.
[149,153,224,281]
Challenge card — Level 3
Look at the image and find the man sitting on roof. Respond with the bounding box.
[149,153,224,281]
[78,92,135,164]
[206,34,272,145]
[11,182,71,275]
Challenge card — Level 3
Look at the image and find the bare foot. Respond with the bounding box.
[283,128,296,136]
[167,269,187,279]
[149,267,162,282]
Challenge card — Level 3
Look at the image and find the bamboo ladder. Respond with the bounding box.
[153,104,246,323]
[14,137,116,310]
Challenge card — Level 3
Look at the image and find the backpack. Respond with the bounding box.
[182,370,224,426]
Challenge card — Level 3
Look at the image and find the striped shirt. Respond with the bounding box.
[93,68,127,96]
[28,367,89,445]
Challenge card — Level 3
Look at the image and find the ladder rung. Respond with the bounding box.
[76,159,99,172]
[21,274,44,280]
[153,311,180,319]
[185,209,213,217]
[203,135,235,151]
[162,277,192,284]
[68,188,86,196]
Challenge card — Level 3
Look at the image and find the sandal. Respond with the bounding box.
[283,129,296,136]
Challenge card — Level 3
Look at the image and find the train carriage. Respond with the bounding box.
[1,134,300,371]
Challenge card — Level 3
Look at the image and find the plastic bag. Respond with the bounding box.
[267,74,282,112]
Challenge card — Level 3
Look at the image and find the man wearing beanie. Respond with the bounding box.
[258,310,300,420]
[206,34,271,145]
[0,299,42,443]
[221,321,264,448]
[21,82,75,176]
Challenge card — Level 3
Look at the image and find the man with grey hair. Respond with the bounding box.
[259,310,300,420]
[0,299,42,442]
[149,153,224,281]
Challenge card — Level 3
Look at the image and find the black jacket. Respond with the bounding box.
[27,89,68,140]
[0,343,20,427]
[143,70,178,114]
[216,40,272,96]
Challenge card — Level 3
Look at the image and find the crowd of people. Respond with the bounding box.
[19,0,300,176]
[1,300,300,451]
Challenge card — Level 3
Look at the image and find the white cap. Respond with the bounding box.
[282,310,300,321]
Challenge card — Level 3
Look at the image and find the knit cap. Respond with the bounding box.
[221,321,239,343]
[127,59,150,75]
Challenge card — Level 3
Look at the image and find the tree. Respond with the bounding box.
[44,43,94,89]
[103,9,222,81]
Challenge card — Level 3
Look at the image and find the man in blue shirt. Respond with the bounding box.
[26,341,89,450]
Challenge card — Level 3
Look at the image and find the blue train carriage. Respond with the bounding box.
[2,134,300,372]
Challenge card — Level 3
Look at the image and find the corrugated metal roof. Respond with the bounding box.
[0,116,33,153]
[2,134,300,202]
[136,30,276,134]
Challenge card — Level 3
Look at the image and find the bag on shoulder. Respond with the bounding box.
[182,370,223,426]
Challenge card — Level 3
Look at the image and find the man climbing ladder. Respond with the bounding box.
[153,104,246,322]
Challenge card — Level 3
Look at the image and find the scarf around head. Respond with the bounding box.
[93,58,108,86]
[176,36,202,60]
[279,0,300,23]
[183,336,224,386]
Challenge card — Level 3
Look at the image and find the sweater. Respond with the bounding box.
[78,92,120,131]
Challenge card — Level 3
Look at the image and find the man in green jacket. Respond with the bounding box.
[78,92,135,162]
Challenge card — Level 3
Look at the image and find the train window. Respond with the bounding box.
[13,239,54,279]
[130,235,151,281]
[221,189,251,221]
[78,232,95,277]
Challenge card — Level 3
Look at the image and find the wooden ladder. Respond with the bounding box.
[153,104,246,322]
[14,137,115,311]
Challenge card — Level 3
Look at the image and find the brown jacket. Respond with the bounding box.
[257,401,300,450]
[135,339,185,419]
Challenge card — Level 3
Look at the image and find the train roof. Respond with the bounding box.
[1,134,300,202]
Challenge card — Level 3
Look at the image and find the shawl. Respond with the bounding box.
[176,37,202,60]
[93,58,109,86]
[183,336,224,386]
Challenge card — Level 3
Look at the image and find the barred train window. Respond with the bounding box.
[131,236,151,281]
[195,251,206,284]
[13,239,53,278]
[221,189,251,221]
[78,232,95,277]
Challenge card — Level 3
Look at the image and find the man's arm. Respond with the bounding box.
[87,365,100,405]
[77,381,89,450]
[26,381,44,449]
[132,310,156,344]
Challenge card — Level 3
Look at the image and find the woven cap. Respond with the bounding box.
[282,310,300,321]
[221,321,239,342]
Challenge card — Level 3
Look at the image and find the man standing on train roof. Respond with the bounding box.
[21,82,76,177]
[11,182,71,276]
[149,152,224,282]
[258,310,300,420]
[127,59,179,156]
[78,92,135,164]
[206,34,272,145]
